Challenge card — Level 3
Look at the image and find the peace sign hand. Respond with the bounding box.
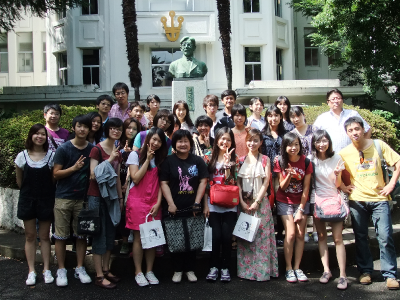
[334,160,345,177]
[285,163,297,177]
[73,155,86,171]
[147,144,155,161]
[109,144,120,162]
[223,148,235,166]
[124,140,132,153]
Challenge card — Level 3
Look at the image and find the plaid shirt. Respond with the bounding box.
[313,109,370,153]
[108,104,130,121]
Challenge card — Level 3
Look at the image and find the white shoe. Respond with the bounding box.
[128,231,134,243]
[26,271,36,286]
[43,270,54,284]
[186,271,197,282]
[304,233,310,243]
[56,268,68,287]
[135,272,149,287]
[74,266,92,284]
[145,271,159,285]
[172,272,182,283]
[312,232,318,242]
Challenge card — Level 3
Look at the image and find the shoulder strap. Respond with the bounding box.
[95,146,103,163]
[46,151,54,164]
[46,129,58,150]
[305,157,310,170]
[261,155,268,169]
[373,140,383,160]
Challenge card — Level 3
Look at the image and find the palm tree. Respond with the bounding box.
[122,0,142,100]
[216,0,232,90]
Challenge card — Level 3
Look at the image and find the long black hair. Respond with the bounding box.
[173,100,194,127]
[274,96,292,123]
[208,127,236,176]
[261,105,286,137]
[311,130,335,160]
[139,127,168,171]
[87,112,103,144]
[120,117,142,149]
[280,132,303,170]
[289,106,307,124]
[25,123,49,151]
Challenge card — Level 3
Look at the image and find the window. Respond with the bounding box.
[294,27,298,67]
[0,34,8,73]
[275,0,282,17]
[244,47,261,85]
[42,32,47,72]
[83,49,100,86]
[58,53,68,85]
[17,33,33,72]
[82,0,98,15]
[243,0,259,13]
[151,48,183,87]
[276,49,283,80]
[304,28,319,66]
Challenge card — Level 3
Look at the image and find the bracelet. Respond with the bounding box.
[298,207,305,213]
[256,199,262,205]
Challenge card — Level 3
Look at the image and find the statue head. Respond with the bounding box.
[180,36,196,58]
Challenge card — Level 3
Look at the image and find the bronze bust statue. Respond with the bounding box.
[169,36,208,79]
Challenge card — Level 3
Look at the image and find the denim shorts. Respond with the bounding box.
[276,201,310,216]
[87,196,116,255]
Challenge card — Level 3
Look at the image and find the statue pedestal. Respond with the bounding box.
[172,79,207,122]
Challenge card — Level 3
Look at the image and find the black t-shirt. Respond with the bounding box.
[159,153,209,216]
[53,141,94,200]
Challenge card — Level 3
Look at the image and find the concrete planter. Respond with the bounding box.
[0,188,24,233]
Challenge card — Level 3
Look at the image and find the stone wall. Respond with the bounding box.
[0,188,24,233]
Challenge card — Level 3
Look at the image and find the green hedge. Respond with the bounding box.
[0,105,96,188]
[0,103,398,188]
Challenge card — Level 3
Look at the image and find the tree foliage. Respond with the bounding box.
[0,0,87,32]
[216,0,232,90]
[122,0,141,100]
[293,0,400,104]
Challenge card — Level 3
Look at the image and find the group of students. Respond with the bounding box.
[15,83,399,291]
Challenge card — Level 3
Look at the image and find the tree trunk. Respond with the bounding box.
[122,0,142,100]
[216,0,232,90]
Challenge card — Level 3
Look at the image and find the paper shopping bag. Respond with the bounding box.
[202,218,212,251]
[233,212,261,242]
[139,214,166,249]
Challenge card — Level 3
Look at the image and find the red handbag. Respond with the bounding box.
[209,181,240,208]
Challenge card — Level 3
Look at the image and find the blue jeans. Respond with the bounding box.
[87,196,116,255]
[349,200,397,279]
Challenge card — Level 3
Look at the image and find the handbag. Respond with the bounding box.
[202,218,212,252]
[210,183,240,208]
[233,212,261,242]
[77,204,100,235]
[139,213,166,249]
[314,191,349,222]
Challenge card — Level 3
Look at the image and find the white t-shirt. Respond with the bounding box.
[310,153,343,204]
[207,161,238,213]
[15,150,54,169]
[126,151,156,189]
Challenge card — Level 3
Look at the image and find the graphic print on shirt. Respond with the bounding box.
[178,166,195,194]
[355,157,378,178]
[212,168,225,185]
[284,167,305,194]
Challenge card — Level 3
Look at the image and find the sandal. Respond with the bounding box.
[102,270,121,283]
[95,276,116,289]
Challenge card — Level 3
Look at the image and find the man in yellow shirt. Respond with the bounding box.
[340,116,400,290]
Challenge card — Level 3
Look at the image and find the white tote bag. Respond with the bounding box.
[139,214,166,249]
[202,218,212,251]
[233,212,261,242]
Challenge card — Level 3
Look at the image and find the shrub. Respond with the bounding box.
[0,105,96,188]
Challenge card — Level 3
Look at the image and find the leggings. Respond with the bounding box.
[208,211,237,270]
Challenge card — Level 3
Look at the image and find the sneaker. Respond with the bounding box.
[220,269,231,282]
[319,271,332,284]
[43,270,54,284]
[172,272,182,283]
[56,268,68,287]
[304,233,309,243]
[135,272,149,287]
[294,269,308,282]
[337,277,348,290]
[359,273,372,285]
[312,232,318,242]
[128,231,134,243]
[26,271,36,286]
[120,242,129,255]
[206,267,219,281]
[74,266,92,284]
[285,270,297,283]
[145,271,159,285]
[186,271,197,282]
[386,278,399,290]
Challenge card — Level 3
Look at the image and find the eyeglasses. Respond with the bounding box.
[115,91,126,96]
[328,97,342,102]
[314,139,329,145]
[110,127,122,132]
[160,118,171,125]
[359,150,364,164]
[100,102,112,107]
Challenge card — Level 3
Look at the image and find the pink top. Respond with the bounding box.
[234,131,249,159]
[109,103,130,121]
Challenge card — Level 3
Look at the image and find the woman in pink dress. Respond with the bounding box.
[125,127,168,287]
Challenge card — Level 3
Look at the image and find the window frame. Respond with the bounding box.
[151,47,183,88]
[58,52,68,86]
[244,46,262,85]
[82,49,100,86]
[243,0,260,13]
[82,0,99,15]
[275,0,282,17]
[276,49,283,80]
[17,32,34,73]
[42,32,47,72]
[0,33,8,73]
[304,28,319,67]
